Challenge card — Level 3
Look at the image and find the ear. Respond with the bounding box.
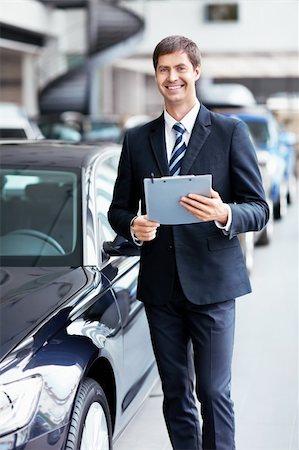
[194,65,201,81]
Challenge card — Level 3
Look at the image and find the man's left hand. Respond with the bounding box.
[180,189,228,225]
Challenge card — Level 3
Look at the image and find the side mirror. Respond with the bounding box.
[279,130,297,147]
[103,235,140,257]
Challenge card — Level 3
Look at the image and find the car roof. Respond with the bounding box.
[215,106,274,122]
[0,102,27,117]
[0,117,30,127]
[200,83,256,107]
[215,105,268,114]
[0,140,120,168]
[234,113,269,123]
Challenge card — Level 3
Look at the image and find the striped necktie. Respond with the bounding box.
[169,122,187,176]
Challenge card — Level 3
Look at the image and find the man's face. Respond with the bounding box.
[155,51,201,107]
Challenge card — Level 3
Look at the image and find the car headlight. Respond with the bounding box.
[0,375,43,436]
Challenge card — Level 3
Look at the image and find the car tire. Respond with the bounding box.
[256,201,274,246]
[65,378,112,450]
[239,232,254,274]
[287,173,297,205]
[273,183,288,220]
[256,223,272,246]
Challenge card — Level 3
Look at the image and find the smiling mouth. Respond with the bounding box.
[165,85,184,91]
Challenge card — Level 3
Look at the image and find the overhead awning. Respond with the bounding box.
[113,53,299,78]
[202,53,299,78]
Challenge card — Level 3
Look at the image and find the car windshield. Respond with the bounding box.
[83,121,121,143]
[242,119,270,146]
[0,128,27,138]
[0,168,82,266]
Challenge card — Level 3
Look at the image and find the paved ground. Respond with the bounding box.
[114,197,298,450]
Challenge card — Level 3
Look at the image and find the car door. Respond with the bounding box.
[94,150,156,417]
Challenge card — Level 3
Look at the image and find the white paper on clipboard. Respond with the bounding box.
[144,174,212,225]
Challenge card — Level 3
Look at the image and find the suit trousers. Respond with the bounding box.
[144,275,236,450]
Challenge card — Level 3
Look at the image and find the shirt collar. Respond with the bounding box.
[164,99,200,134]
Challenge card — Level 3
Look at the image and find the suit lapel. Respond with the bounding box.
[180,104,212,175]
[149,114,169,176]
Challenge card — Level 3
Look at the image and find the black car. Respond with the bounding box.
[0,141,157,450]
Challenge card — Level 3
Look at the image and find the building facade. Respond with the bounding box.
[0,0,298,117]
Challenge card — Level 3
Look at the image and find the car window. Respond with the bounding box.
[84,121,121,143]
[95,154,119,242]
[243,120,270,146]
[39,123,81,142]
[0,168,81,265]
[0,128,27,138]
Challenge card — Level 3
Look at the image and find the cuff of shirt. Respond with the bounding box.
[214,204,232,234]
[130,216,143,246]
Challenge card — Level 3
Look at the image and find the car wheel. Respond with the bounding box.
[256,201,274,246]
[65,378,112,450]
[287,174,297,205]
[238,232,254,274]
[273,183,288,220]
[256,222,273,246]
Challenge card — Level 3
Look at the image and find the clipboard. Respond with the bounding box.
[144,174,212,225]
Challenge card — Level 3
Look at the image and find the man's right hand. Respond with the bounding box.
[131,215,160,241]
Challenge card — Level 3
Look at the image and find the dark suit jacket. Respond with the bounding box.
[108,104,269,305]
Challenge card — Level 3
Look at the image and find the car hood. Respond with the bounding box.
[0,267,89,362]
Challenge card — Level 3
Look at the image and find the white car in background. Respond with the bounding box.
[0,102,43,139]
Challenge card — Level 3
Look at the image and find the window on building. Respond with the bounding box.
[205,3,239,22]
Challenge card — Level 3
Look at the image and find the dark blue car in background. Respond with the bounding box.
[231,108,297,219]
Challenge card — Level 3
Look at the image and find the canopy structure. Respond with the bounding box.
[113,53,299,79]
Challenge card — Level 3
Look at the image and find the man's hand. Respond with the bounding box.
[180,189,228,225]
[131,215,160,241]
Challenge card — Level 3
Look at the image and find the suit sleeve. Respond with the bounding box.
[108,132,140,242]
[227,120,270,239]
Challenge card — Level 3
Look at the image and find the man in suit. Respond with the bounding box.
[108,35,269,450]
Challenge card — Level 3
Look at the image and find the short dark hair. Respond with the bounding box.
[153,35,201,71]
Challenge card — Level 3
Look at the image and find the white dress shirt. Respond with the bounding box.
[164,100,232,232]
[164,101,200,162]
